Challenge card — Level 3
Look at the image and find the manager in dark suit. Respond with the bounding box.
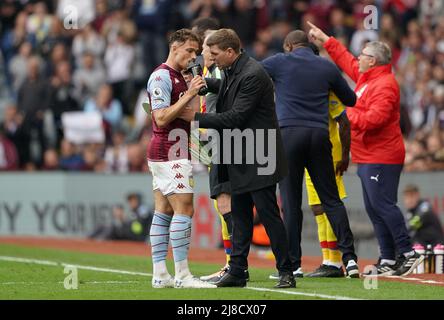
[181,28,295,288]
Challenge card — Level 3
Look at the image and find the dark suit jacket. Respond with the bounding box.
[195,53,288,194]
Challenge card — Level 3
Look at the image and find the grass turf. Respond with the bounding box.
[0,243,443,300]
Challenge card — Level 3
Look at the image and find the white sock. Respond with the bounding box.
[381,259,396,265]
[175,259,192,280]
[153,261,170,279]
[403,250,415,258]
[322,259,330,266]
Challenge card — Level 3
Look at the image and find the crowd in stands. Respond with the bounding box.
[0,0,443,172]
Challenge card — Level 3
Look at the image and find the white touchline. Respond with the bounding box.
[0,255,364,300]
[0,256,58,266]
[0,281,139,285]
[246,287,362,300]
[0,256,152,277]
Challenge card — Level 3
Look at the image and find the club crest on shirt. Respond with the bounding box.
[153,87,163,97]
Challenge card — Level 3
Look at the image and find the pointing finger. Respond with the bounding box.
[307,21,317,29]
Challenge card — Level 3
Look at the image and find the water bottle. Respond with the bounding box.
[434,244,444,274]
[187,60,208,96]
[424,244,434,273]
[413,243,425,274]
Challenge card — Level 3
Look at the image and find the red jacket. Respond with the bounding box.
[323,37,405,164]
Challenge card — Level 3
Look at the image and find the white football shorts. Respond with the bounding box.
[148,159,194,195]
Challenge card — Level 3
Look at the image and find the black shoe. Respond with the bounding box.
[362,261,398,277]
[274,273,296,288]
[393,252,424,277]
[245,270,250,282]
[306,264,329,278]
[213,272,247,288]
[307,265,344,278]
[269,267,303,280]
[325,265,345,278]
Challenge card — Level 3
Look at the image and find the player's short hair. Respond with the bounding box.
[168,29,201,48]
[206,29,241,53]
[191,17,220,40]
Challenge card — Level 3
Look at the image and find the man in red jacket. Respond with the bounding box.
[308,21,423,277]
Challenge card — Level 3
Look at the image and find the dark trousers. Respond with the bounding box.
[357,163,412,259]
[229,184,293,277]
[279,127,357,269]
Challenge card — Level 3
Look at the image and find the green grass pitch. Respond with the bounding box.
[0,243,443,300]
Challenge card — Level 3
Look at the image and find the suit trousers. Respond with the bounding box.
[229,184,293,278]
[279,126,357,270]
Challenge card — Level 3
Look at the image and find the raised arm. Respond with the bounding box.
[307,21,360,83]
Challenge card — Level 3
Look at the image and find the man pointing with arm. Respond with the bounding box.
[308,21,424,277]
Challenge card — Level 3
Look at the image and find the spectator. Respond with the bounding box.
[73,52,106,106]
[48,60,79,147]
[8,41,34,94]
[0,127,19,170]
[59,139,84,171]
[327,7,353,46]
[45,42,68,78]
[72,23,105,68]
[82,143,100,171]
[17,55,50,165]
[91,0,109,33]
[127,143,145,172]
[84,84,123,130]
[126,192,154,240]
[104,129,128,173]
[131,0,172,75]
[2,104,28,168]
[104,29,135,115]
[42,148,59,170]
[403,184,444,246]
[26,1,52,51]
[1,11,34,68]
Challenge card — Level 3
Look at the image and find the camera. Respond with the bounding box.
[186,60,208,96]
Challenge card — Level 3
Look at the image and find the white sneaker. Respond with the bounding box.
[152,275,175,288]
[174,275,217,288]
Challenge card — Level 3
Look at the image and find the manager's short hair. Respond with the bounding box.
[206,29,241,54]
[365,41,392,65]
[168,29,201,47]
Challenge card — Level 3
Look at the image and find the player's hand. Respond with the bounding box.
[179,106,196,122]
[335,157,349,176]
[187,75,206,97]
[307,21,329,45]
